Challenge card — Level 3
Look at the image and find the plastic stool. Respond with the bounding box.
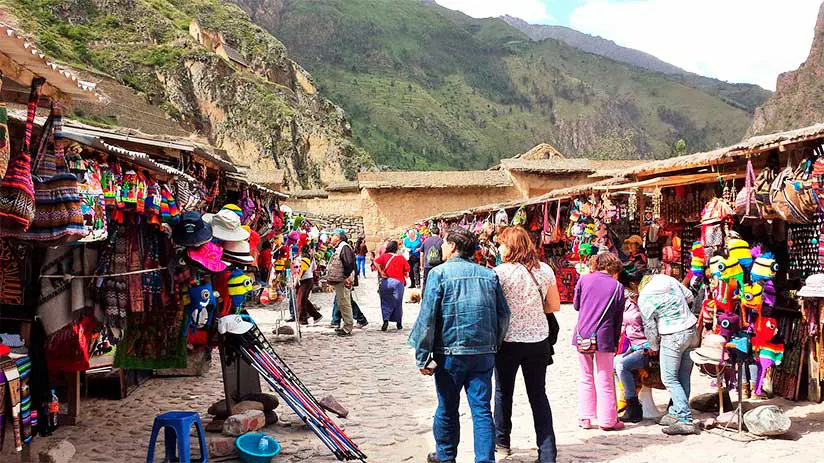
[147,411,208,463]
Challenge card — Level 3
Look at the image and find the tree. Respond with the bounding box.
[673,138,687,157]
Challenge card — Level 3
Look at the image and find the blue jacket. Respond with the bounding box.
[408,257,510,368]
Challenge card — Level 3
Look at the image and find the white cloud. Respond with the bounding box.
[569,0,821,90]
[436,0,555,24]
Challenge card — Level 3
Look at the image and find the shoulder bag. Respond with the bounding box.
[576,281,621,354]
[524,264,560,365]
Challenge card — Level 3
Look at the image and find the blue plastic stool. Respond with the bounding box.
[147,411,208,463]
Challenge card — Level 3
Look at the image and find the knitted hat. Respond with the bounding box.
[227,269,254,309]
[752,253,778,283]
[742,283,764,313]
[727,238,753,271]
[691,241,705,277]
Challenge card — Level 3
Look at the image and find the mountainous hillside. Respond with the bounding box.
[0,0,370,189]
[749,1,824,136]
[501,15,772,113]
[232,0,763,170]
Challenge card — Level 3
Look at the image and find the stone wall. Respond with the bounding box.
[284,191,362,217]
[297,212,365,239]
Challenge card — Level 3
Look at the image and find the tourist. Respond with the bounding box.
[369,251,377,273]
[296,246,323,325]
[354,236,368,278]
[421,225,444,293]
[375,240,410,331]
[624,235,647,266]
[327,229,356,336]
[614,264,648,423]
[573,252,625,431]
[403,229,423,288]
[493,226,559,462]
[638,273,700,435]
[409,227,510,463]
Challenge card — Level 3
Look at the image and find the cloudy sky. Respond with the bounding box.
[435,0,822,90]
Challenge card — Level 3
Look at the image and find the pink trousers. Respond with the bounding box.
[578,351,619,427]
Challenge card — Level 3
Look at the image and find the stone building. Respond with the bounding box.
[284,144,641,248]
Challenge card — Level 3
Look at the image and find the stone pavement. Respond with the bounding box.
[9,272,824,462]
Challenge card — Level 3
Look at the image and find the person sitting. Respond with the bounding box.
[614,265,649,423]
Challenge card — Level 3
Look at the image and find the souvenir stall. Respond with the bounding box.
[0,74,286,455]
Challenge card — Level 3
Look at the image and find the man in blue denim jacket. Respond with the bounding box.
[409,227,510,463]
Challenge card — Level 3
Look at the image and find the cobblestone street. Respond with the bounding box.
[13,273,824,462]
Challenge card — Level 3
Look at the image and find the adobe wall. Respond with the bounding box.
[284,191,362,218]
[509,171,594,198]
[361,186,522,248]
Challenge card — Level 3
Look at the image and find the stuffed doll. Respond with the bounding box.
[186,282,217,336]
[752,316,785,396]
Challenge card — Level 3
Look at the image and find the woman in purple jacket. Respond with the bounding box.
[573,252,625,431]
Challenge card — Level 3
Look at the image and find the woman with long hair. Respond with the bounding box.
[493,226,560,462]
[374,240,410,331]
[573,252,626,431]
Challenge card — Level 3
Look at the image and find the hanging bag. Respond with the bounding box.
[770,156,814,224]
[576,281,620,354]
[735,158,760,222]
[0,77,43,234]
[541,202,555,246]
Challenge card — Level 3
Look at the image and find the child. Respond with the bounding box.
[369,251,377,273]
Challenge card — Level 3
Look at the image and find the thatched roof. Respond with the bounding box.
[423,177,626,222]
[246,169,285,187]
[512,143,566,160]
[595,122,824,179]
[358,170,513,189]
[325,181,360,192]
[501,158,643,175]
[288,189,329,199]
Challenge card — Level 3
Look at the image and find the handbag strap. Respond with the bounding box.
[523,264,545,300]
[577,280,621,339]
[23,77,45,154]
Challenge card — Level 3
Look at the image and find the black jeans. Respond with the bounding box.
[494,340,557,463]
[408,256,420,288]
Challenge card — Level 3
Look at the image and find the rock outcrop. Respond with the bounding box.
[749,1,824,136]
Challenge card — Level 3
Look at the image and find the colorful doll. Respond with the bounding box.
[227,269,254,311]
[741,282,764,326]
[752,317,785,396]
[752,253,778,283]
[727,238,753,271]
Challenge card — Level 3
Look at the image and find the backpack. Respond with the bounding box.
[700,198,733,249]
[734,159,759,222]
[754,166,779,220]
[770,157,816,224]
[426,243,443,267]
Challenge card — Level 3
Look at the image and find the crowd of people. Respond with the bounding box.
[408,227,705,463]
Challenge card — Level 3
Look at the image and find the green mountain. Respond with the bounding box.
[0,0,371,189]
[232,0,768,170]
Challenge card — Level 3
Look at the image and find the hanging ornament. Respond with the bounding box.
[628,189,638,222]
[652,187,663,220]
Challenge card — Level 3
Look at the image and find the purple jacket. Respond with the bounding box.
[572,272,625,353]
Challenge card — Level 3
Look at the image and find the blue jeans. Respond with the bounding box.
[331,296,368,325]
[659,326,700,422]
[614,349,649,400]
[356,255,366,277]
[433,354,495,463]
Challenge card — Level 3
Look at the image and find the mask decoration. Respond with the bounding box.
[227,269,254,311]
[727,238,753,271]
[752,317,785,396]
[752,252,778,283]
[691,241,705,277]
[187,282,217,336]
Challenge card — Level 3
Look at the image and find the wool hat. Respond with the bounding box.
[227,269,254,309]
[691,241,706,277]
[187,242,227,272]
[763,280,777,308]
[752,253,778,283]
[727,238,753,270]
[173,211,212,247]
[204,207,250,242]
[798,273,824,299]
[222,239,255,266]
[223,203,243,220]
[717,312,740,340]
[742,283,764,312]
[690,334,728,366]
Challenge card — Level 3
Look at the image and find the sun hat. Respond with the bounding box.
[173,211,213,247]
[798,273,824,298]
[690,334,728,366]
[204,207,250,242]
[188,242,227,272]
[217,314,254,335]
[222,239,255,266]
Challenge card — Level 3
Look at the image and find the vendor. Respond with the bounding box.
[624,235,647,266]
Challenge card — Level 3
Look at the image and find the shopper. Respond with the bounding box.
[573,252,625,431]
[375,240,410,331]
[296,246,323,325]
[409,227,510,463]
[330,295,368,328]
[493,226,560,462]
[421,225,445,293]
[638,273,700,435]
[327,229,356,336]
[614,265,648,423]
[354,236,368,278]
[403,229,423,288]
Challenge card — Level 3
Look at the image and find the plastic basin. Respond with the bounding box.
[236,433,281,463]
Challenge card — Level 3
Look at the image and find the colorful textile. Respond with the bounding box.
[690,241,705,276]
[77,159,108,242]
[0,88,9,179]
